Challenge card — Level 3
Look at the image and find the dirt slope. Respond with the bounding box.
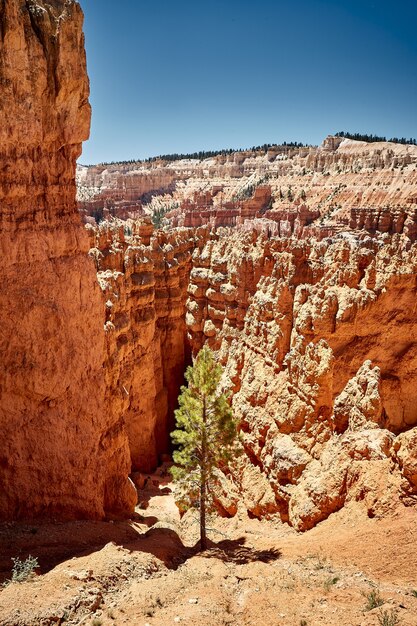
[1,468,416,626]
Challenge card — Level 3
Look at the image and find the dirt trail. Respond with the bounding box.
[0,467,416,626]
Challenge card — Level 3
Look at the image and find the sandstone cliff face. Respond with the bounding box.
[77,164,177,222]
[87,219,208,473]
[186,230,417,529]
[77,137,417,239]
[0,0,135,520]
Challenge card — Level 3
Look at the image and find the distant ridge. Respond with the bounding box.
[336,131,417,146]
[80,141,308,168]
[80,134,417,168]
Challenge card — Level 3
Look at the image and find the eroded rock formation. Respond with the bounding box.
[85,210,417,530]
[78,132,417,531]
[0,0,135,520]
[3,1,416,532]
[86,219,208,473]
[78,137,417,239]
[186,230,417,529]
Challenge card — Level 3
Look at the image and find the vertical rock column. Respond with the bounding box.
[0,0,136,519]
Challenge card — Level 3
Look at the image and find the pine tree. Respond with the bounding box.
[170,346,238,551]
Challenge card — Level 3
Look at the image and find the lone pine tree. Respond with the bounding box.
[170,346,239,551]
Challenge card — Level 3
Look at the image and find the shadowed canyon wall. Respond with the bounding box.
[0,0,135,520]
[87,220,208,473]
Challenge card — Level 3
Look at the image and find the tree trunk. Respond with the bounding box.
[200,474,207,551]
[200,394,207,551]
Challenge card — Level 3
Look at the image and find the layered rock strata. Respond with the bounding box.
[87,220,208,472]
[186,230,417,529]
[0,0,135,520]
[80,137,417,530]
[77,138,417,239]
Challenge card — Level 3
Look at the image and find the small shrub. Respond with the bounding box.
[92,619,103,626]
[378,609,400,626]
[363,588,384,611]
[300,621,308,626]
[151,205,170,229]
[410,589,417,598]
[7,556,39,583]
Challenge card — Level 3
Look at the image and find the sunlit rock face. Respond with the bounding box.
[80,131,417,530]
[0,0,135,520]
[77,136,417,239]
[186,229,417,528]
[86,219,209,473]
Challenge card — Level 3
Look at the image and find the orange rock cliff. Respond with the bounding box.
[0,0,135,520]
[2,0,417,532]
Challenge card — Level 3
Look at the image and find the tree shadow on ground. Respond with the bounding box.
[131,531,281,569]
[126,526,194,570]
[130,511,159,527]
[0,523,280,581]
[203,537,281,565]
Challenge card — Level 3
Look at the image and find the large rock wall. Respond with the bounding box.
[87,220,208,473]
[0,0,135,520]
[186,230,417,528]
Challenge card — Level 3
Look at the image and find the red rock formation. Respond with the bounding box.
[87,219,209,472]
[186,230,417,528]
[77,136,417,238]
[74,132,417,531]
[77,164,177,221]
[0,0,135,520]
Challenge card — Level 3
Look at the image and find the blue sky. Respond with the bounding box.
[80,0,417,164]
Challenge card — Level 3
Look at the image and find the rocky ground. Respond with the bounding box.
[1,467,416,626]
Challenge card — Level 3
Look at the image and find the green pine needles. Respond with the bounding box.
[170,346,239,551]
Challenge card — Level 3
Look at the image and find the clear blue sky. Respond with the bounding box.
[80,0,417,164]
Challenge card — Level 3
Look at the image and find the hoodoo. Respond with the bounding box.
[0,0,136,520]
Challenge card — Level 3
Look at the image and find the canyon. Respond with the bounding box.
[1,0,416,528]
[78,135,417,532]
[1,1,417,624]
[0,0,416,532]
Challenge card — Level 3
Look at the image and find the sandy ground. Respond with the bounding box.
[0,467,416,626]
